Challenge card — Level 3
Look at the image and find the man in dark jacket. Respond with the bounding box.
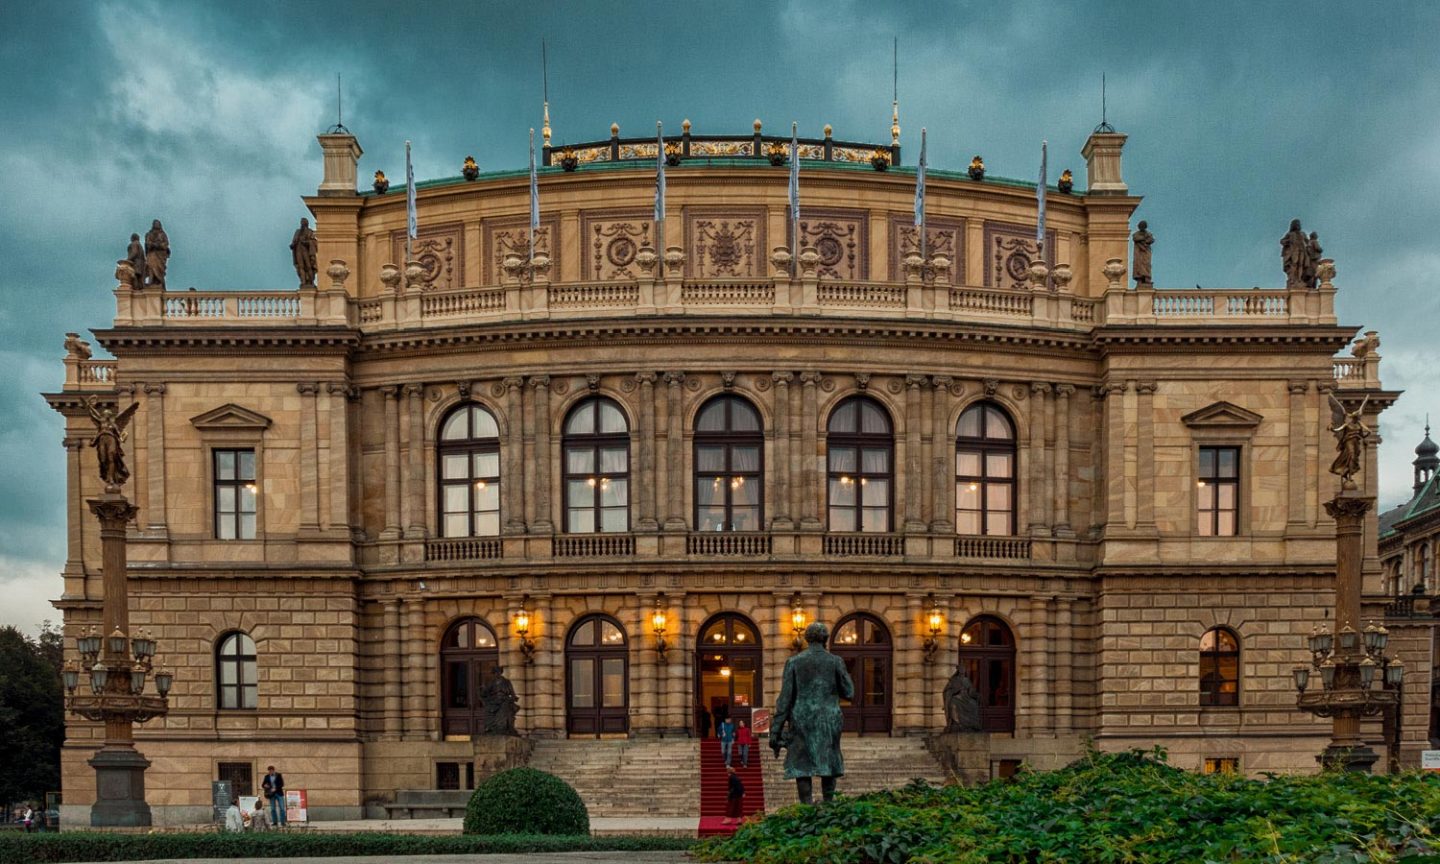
[261,765,287,827]
[724,766,745,824]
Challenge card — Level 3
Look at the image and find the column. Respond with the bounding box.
[383,599,401,738]
[633,593,657,734]
[405,384,426,537]
[403,597,425,739]
[799,372,822,529]
[1313,382,1333,528]
[636,373,659,530]
[530,376,554,532]
[1135,381,1156,530]
[770,373,793,529]
[1103,382,1128,531]
[503,377,526,534]
[1056,597,1073,734]
[898,593,925,732]
[63,437,85,575]
[1286,380,1309,529]
[1025,595,1050,734]
[143,383,167,533]
[381,387,401,539]
[298,383,321,531]
[664,372,687,530]
[904,374,926,532]
[1052,384,1074,536]
[931,377,953,532]
[532,594,559,736]
[326,383,349,531]
[1028,383,1051,535]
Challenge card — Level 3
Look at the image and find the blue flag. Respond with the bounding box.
[405,140,417,249]
[1037,140,1047,253]
[915,128,927,257]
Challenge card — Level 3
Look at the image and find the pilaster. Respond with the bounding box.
[1134,380,1157,532]
[1288,380,1310,529]
[636,372,659,531]
[930,377,955,533]
[799,372,822,530]
[529,376,554,533]
[770,373,794,529]
[663,372,687,531]
[904,374,927,532]
[297,383,321,532]
[382,599,401,739]
[503,377,526,534]
[142,384,167,535]
[1052,384,1074,536]
[1028,383,1051,535]
[380,386,401,540]
[405,383,426,539]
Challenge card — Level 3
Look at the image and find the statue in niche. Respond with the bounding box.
[125,233,148,290]
[771,622,854,804]
[145,220,170,290]
[1131,221,1154,285]
[1328,392,1370,490]
[942,666,983,733]
[84,395,139,491]
[481,666,520,736]
[1281,219,1309,289]
[291,217,318,287]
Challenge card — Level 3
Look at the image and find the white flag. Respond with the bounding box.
[789,122,800,268]
[528,128,539,233]
[915,128,927,257]
[1036,140,1047,253]
[405,140,417,244]
[655,123,666,224]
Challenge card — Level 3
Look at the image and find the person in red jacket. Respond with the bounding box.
[735,720,754,768]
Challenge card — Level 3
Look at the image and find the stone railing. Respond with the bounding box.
[948,287,1032,318]
[681,280,775,306]
[954,535,1032,560]
[72,359,118,389]
[1103,278,1336,326]
[425,537,503,562]
[162,291,303,320]
[554,534,635,557]
[548,282,640,310]
[817,281,906,309]
[687,532,773,556]
[822,533,904,557]
[421,287,505,318]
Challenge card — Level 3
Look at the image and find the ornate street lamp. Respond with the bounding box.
[514,600,537,664]
[790,595,807,652]
[922,595,944,663]
[651,597,669,661]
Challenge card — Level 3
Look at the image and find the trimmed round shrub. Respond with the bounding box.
[463,767,589,836]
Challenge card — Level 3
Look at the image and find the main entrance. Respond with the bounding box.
[832,612,892,735]
[958,616,1016,733]
[565,614,630,736]
[439,617,501,738]
[695,613,762,733]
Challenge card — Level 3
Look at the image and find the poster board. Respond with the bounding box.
[750,707,772,736]
[285,789,309,822]
[210,780,232,822]
[1422,750,1440,772]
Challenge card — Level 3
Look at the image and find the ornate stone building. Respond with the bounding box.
[45,118,1421,824]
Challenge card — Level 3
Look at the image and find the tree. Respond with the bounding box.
[0,623,63,807]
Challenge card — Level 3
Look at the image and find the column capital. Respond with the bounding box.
[381,385,400,399]
[1101,381,1128,396]
[1134,380,1158,395]
[635,371,658,385]
[799,370,822,386]
[905,373,927,389]
[62,437,86,451]
[1288,379,1311,395]
[528,374,552,390]
[1030,381,1052,395]
[325,381,350,396]
[931,375,953,389]
[663,371,686,386]
[503,376,525,391]
[297,382,321,395]
[1053,383,1076,397]
[115,382,137,397]
[771,371,794,385]
[142,382,167,395]
[404,382,425,397]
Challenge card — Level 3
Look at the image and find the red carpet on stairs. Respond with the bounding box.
[697,737,766,838]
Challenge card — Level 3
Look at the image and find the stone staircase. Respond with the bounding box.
[525,738,701,817]
[760,735,952,811]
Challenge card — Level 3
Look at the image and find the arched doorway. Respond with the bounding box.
[832,613,892,735]
[695,613,762,734]
[439,618,500,738]
[565,614,629,736]
[958,616,1016,733]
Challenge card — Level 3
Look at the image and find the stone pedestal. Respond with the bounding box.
[89,746,153,827]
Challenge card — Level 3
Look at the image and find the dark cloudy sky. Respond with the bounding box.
[2,1,1437,633]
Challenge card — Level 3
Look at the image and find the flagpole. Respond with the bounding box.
[915,127,927,261]
[789,122,800,277]
[405,140,416,262]
[1037,140,1048,260]
[655,122,666,256]
[529,128,539,263]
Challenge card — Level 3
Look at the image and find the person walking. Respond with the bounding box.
[261,764,287,828]
[735,719,754,768]
[223,798,244,832]
[718,715,736,767]
[723,766,745,825]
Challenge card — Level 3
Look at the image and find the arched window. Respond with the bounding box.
[826,396,893,533]
[832,613,893,735]
[562,397,630,533]
[956,402,1017,535]
[566,614,629,735]
[1199,628,1240,707]
[694,395,763,532]
[958,616,1015,732]
[438,403,502,537]
[216,631,257,710]
[440,617,500,737]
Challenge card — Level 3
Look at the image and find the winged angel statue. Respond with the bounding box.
[85,395,139,490]
[1328,392,1370,491]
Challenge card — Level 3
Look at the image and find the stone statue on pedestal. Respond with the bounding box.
[1328,393,1370,490]
[770,622,854,804]
[1131,221,1154,285]
[1305,232,1323,289]
[84,395,139,490]
[291,218,318,288]
[144,220,170,290]
[481,666,519,736]
[1281,219,1309,289]
[125,234,148,290]
[942,666,983,733]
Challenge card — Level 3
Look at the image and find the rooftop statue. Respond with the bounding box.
[942,666,983,733]
[291,217,318,288]
[480,666,519,736]
[64,332,92,360]
[1328,392,1371,491]
[1281,219,1308,289]
[125,233,148,290]
[770,621,854,804]
[1305,231,1323,289]
[1131,220,1154,286]
[84,395,139,491]
[145,220,170,290]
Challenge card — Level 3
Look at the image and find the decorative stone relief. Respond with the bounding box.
[788,209,868,280]
[889,215,963,284]
[581,210,653,280]
[984,222,1056,290]
[390,223,462,291]
[685,208,767,278]
[485,217,560,285]
[885,379,903,395]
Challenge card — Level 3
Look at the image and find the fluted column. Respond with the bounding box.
[930,377,954,532]
[503,377,526,534]
[799,372,822,529]
[383,599,401,738]
[326,383,349,531]
[904,374,926,532]
[771,372,793,529]
[529,376,553,532]
[1287,380,1309,529]
[1135,381,1156,531]
[1052,384,1074,536]
[664,371,687,530]
[636,372,659,531]
[1028,383,1051,535]
[381,386,402,539]
[403,597,425,739]
[143,383,167,533]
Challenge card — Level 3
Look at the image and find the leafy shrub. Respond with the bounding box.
[696,748,1440,864]
[0,831,689,864]
[463,767,589,836]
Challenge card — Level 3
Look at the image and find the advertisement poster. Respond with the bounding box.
[750,707,772,735]
[1423,751,1440,772]
[285,789,308,822]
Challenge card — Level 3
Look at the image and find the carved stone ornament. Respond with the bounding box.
[490,382,508,398]
[1324,495,1374,521]
[379,263,402,293]
[983,378,999,397]
[634,246,658,277]
[854,372,870,390]
[885,379,903,395]
[770,245,794,277]
[819,377,836,393]
[754,374,773,392]
[1102,257,1127,289]
[586,374,601,392]
[84,395,139,491]
[686,376,702,392]
[1327,393,1371,490]
[456,380,472,399]
[326,259,350,290]
[552,379,570,395]
[721,371,737,389]
[619,376,637,393]
[947,379,966,397]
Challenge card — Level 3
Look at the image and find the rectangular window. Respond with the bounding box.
[1197,446,1240,537]
[214,449,257,540]
[217,762,253,798]
[1203,757,1239,775]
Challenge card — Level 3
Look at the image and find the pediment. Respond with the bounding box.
[1181,401,1263,429]
[190,403,273,432]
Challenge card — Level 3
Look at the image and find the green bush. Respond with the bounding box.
[697,748,1440,864]
[463,767,589,836]
[0,830,690,864]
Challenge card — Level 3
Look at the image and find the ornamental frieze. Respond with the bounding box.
[984,222,1056,290]
[889,215,963,285]
[389,222,462,291]
[485,216,560,285]
[684,207,767,279]
[580,210,653,281]
[788,209,868,280]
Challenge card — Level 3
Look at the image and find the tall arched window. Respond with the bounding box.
[958,616,1015,732]
[1199,628,1240,706]
[694,395,763,532]
[216,631,257,710]
[438,403,502,537]
[956,402,1017,535]
[826,396,893,533]
[440,617,500,737]
[566,614,630,735]
[562,397,630,533]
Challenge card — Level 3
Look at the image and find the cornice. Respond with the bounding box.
[91,326,360,354]
[1092,323,1356,353]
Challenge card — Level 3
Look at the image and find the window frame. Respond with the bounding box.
[212,448,258,541]
[436,403,503,539]
[825,396,895,534]
[216,631,258,711]
[954,401,1018,536]
[1198,627,1240,708]
[561,397,632,534]
[692,395,765,532]
[1196,446,1242,537]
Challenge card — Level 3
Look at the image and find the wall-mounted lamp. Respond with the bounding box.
[922,595,944,663]
[790,595,807,652]
[652,597,669,661]
[514,600,536,664]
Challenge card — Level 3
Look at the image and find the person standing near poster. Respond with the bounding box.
[262,765,287,828]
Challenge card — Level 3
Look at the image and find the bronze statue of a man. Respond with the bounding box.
[1328,393,1370,490]
[145,220,170,290]
[480,665,519,736]
[126,233,148,290]
[85,395,139,490]
[1131,220,1154,285]
[770,621,854,804]
[291,217,318,287]
[942,666,983,733]
[1281,219,1308,289]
